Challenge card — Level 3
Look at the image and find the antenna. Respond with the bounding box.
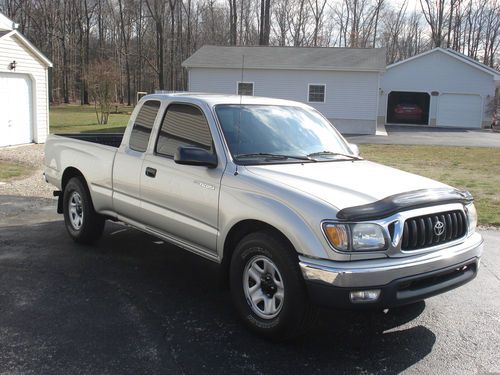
[234,54,244,176]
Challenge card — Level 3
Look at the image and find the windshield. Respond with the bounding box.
[215,105,353,164]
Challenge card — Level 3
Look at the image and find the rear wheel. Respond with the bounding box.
[63,177,105,244]
[229,231,312,340]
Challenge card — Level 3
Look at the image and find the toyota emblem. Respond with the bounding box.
[434,220,445,236]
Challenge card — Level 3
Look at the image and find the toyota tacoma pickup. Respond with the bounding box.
[44,93,483,339]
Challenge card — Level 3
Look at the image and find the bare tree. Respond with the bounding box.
[259,0,271,45]
[145,0,166,90]
[419,0,447,47]
[86,58,120,124]
[2,0,498,107]
[308,0,327,46]
[229,0,238,45]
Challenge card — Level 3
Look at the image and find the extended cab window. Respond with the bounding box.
[156,104,213,157]
[129,100,161,152]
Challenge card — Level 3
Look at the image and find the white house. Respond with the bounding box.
[182,46,386,134]
[0,12,52,147]
[379,48,500,129]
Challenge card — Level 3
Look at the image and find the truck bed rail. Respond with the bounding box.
[55,133,124,148]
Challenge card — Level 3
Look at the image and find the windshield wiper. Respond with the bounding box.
[235,152,315,161]
[307,151,362,160]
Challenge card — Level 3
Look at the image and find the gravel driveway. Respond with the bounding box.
[0,144,53,199]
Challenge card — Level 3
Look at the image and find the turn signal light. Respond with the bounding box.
[323,224,349,251]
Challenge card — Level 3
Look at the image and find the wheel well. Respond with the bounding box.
[61,167,85,192]
[220,220,295,284]
[58,167,93,214]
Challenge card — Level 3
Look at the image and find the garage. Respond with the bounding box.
[0,73,33,147]
[437,94,482,128]
[387,91,430,125]
[0,12,52,147]
[379,48,500,129]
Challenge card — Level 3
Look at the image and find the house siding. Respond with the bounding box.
[188,67,379,134]
[379,50,496,128]
[0,33,49,143]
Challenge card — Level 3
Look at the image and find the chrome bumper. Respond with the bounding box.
[299,232,483,288]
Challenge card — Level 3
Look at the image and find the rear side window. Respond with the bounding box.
[156,104,213,157]
[129,100,161,152]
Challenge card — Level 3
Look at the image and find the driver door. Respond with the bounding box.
[140,103,223,255]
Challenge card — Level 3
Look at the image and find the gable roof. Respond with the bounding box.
[0,12,18,31]
[0,29,52,67]
[182,45,386,72]
[388,47,499,81]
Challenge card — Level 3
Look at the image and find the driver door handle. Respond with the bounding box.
[145,167,157,178]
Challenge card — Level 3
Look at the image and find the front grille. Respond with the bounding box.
[402,210,467,251]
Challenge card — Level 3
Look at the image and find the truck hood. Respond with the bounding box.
[244,160,449,211]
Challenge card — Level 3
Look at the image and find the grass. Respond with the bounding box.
[360,145,500,226]
[0,161,31,181]
[49,104,132,133]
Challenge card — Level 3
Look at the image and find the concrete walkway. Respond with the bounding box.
[346,125,500,148]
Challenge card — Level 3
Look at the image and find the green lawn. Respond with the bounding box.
[360,145,500,226]
[49,104,132,133]
[0,161,31,181]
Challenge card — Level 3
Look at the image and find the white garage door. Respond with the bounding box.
[436,94,482,128]
[0,73,33,147]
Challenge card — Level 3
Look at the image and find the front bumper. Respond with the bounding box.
[299,232,483,308]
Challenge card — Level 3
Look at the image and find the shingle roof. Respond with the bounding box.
[182,45,386,72]
[0,30,11,38]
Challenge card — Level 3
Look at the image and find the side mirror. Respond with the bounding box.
[174,146,218,168]
[348,143,360,157]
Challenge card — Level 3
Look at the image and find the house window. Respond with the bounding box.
[308,84,326,103]
[237,82,254,96]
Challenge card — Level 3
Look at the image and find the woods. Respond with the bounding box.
[0,0,498,105]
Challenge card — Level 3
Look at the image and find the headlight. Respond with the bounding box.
[323,223,388,252]
[351,223,388,251]
[465,203,477,236]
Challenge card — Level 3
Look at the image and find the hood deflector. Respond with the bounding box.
[336,188,473,221]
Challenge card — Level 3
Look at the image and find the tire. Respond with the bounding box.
[63,177,105,244]
[229,230,312,340]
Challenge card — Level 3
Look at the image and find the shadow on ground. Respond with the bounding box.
[0,219,435,374]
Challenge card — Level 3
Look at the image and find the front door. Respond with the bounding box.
[140,103,223,255]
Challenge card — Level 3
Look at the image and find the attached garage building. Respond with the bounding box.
[183,46,386,134]
[379,48,500,129]
[0,12,52,147]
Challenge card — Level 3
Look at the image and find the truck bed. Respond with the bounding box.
[55,133,124,148]
[44,133,122,211]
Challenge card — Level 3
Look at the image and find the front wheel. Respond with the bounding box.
[229,231,312,340]
[63,177,105,244]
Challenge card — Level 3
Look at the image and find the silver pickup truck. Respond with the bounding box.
[44,93,483,339]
